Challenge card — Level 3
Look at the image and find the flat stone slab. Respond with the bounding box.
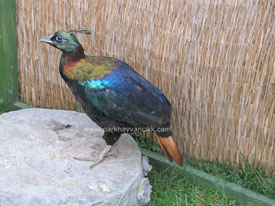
[0,109,151,206]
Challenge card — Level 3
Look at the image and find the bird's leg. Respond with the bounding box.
[73,145,112,164]
[89,131,121,168]
[74,132,121,169]
[89,140,121,168]
[107,141,119,157]
[89,145,112,169]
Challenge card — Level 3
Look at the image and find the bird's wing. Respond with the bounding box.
[79,58,171,128]
[66,56,182,167]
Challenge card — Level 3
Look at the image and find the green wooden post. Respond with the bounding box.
[0,0,18,112]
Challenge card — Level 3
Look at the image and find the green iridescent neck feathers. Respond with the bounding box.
[41,30,117,81]
[63,56,117,81]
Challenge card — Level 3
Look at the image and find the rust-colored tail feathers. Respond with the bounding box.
[154,133,183,166]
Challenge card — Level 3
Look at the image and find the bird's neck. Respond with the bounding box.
[63,45,85,63]
[62,45,85,71]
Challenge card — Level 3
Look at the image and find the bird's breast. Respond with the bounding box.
[63,57,117,82]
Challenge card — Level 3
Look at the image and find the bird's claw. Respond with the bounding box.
[73,145,113,169]
[89,145,112,169]
[89,144,103,151]
[73,156,95,161]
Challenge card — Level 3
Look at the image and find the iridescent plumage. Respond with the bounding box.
[41,30,183,167]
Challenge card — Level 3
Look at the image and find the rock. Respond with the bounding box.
[0,109,152,206]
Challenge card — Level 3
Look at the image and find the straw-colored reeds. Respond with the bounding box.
[16,0,274,173]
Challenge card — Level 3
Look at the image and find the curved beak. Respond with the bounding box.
[40,35,54,45]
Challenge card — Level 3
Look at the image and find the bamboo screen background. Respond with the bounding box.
[16,0,274,173]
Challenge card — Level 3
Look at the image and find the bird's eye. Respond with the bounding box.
[56,36,63,42]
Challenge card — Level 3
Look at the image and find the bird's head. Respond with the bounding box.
[40,30,91,53]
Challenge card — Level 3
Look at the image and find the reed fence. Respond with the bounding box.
[16,0,275,173]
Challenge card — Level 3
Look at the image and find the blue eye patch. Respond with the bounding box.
[53,35,67,43]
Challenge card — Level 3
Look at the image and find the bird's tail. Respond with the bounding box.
[154,133,183,166]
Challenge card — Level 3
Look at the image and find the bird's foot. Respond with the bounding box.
[89,145,112,169]
[89,143,104,152]
[73,145,113,169]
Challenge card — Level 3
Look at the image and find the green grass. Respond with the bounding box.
[186,158,275,199]
[132,133,275,200]
[148,168,239,206]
